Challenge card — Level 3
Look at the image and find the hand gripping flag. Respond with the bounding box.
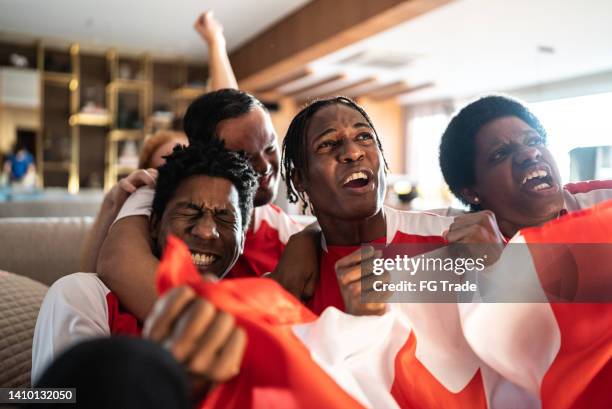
[156,236,492,409]
[155,235,365,409]
[461,199,612,409]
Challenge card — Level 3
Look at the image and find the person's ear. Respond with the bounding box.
[460,187,481,206]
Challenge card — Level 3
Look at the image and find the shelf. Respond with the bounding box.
[114,165,137,175]
[108,129,144,142]
[107,79,149,92]
[172,86,208,100]
[69,112,110,127]
[43,72,72,86]
[43,161,71,172]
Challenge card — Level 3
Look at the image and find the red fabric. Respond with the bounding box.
[106,292,142,336]
[391,332,487,409]
[308,231,488,409]
[520,199,612,409]
[309,233,446,316]
[308,244,366,315]
[229,219,287,278]
[563,180,612,195]
[156,235,364,409]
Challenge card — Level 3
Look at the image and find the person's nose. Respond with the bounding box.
[514,145,542,167]
[191,214,219,240]
[251,153,272,176]
[338,139,365,163]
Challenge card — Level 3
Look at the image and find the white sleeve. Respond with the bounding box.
[113,186,155,225]
[31,273,111,385]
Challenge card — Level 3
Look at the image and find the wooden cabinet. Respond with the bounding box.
[1,39,207,192]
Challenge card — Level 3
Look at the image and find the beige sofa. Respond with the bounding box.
[0,217,93,387]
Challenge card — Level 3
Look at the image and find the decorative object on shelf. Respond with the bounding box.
[9,53,29,68]
[118,63,133,80]
[117,140,139,169]
[80,101,108,115]
[150,106,175,130]
[82,85,105,110]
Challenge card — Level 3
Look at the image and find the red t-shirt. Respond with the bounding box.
[229,204,303,278]
[308,207,453,315]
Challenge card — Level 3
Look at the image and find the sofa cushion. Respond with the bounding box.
[0,217,93,286]
[0,270,48,387]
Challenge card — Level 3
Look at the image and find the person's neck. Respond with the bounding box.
[497,212,560,239]
[317,208,387,246]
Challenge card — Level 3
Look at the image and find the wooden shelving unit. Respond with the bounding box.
[104,49,152,190]
[69,112,110,127]
[169,61,208,120]
[2,39,207,192]
[37,42,81,193]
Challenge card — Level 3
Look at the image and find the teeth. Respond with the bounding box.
[344,171,368,184]
[533,183,551,191]
[522,169,549,185]
[191,253,216,266]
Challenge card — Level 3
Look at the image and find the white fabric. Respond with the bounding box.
[31,273,111,384]
[384,206,454,244]
[114,186,155,223]
[251,204,304,243]
[304,208,545,408]
[320,206,454,251]
[292,308,407,409]
[292,304,536,409]
[563,185,612,211]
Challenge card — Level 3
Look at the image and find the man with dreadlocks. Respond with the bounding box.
[278,97,455,314]
[276,96,509,408]
[32,140,258,406]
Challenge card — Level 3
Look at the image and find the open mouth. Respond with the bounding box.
[342,171,371,189]
[258,173,273,189]
[520,168,555,192]
[190,252,219,268]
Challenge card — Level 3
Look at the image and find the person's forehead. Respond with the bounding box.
[171,175,239,207]
[217,107,275,151]
[308,104,369,135]
[476,116,538,149]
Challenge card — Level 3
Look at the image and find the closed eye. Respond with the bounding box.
[214,209,236,224]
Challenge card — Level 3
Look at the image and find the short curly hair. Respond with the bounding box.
[439,95,548,209]
[281,96,388,212]
[152,139,258,232]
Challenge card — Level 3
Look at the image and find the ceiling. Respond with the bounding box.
[0,0,310,60]
[288,0,612,105]
[2,0,611,106]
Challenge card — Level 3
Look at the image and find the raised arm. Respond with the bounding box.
[80,169,157,272]
[194,11,238,90]
[97,215,159,321]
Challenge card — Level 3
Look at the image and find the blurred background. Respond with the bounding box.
[0,0,611,216]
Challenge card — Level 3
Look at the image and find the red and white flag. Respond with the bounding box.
[156,200,612,408]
